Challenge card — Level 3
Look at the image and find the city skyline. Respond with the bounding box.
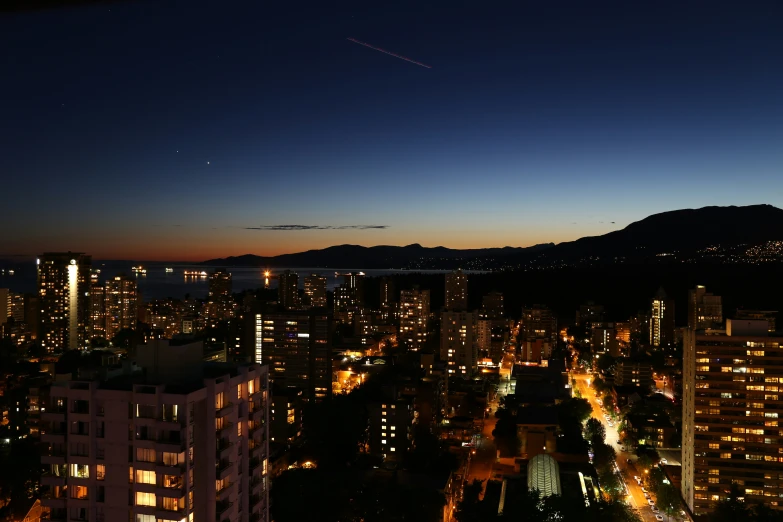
[2,1,783,260]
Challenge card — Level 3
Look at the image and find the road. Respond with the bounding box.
[573,373,662,522]
[465,373,516,496]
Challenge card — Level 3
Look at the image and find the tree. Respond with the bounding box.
[558,397,592,425]
[592,441,617,472]
[584,417,606,445]
[492,408,520,457]
[598,468,623,500]
[656,484,680,519]
[454,479,487,522]
[710,484,749,522]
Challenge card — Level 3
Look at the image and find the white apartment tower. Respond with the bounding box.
[40,340,270,522]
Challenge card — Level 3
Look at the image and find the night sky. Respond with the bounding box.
[2,1,782,261]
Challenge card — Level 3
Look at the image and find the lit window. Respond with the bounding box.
[135,492,156,506]
[135,470,156,484]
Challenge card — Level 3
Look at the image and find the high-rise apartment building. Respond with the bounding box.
[688,285,723,330]
[445,270,468,311]
[105,275,139,339]
[0,288,8,325]
[440,311,477,377]
[682,319,783,515]
[89,282,106,340]
[277,271,299,310]
[399,288,430,351]
[40,340,270,522]
[480,292,504,319]
[254,309,331,402]
[613,359,653,389]
[206,270,233,326]
[575,302,606,326]
[38,252,92,352]
[520,306,557,345]
[380,277,395,308]
[650,288,675,347]
[735,309,778,332]
[303,275,327,308]
[379,277,397,321]
[338,272,365,306]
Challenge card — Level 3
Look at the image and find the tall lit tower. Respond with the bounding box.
[277,270,299,310]
[650,287,675,347]
[687,285,723,330]
[105,274,139,339]
[399,287,430,351]
[304,274,327,308]
[37,252,91,351]
[445,269,468,311]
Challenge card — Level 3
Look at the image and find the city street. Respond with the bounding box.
[573,374,661,522]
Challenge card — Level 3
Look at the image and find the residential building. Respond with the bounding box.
[38,252,92,352]
[269,388,303,445]
[613,359,653,389]
[682,319,783,515]
[338,272,365,306]
[521,338,553,363]
[520,306,557,345]
[440,311,477,378]
[380,277,397,321]
[254,309,332,402]
[399,288,430,351]
[105,275,139,339]
[0,288,8,325]
[650,288,675,347]
[303,275,327,309]
[735,309,778,332]
[89,282,106,340]
[206,270,233,326]
[591,323,615,352]
[368,397,413,460]
[444,270,468,311]
[688,285,723,330]
[480,292,504,319]
[39,339,270,522]
[625,413,675,448]
[575,302,605,327]
[277,270,299,310]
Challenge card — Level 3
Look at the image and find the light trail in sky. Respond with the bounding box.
[347,37,431,69]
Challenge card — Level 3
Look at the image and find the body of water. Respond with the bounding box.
[0,261,476,301]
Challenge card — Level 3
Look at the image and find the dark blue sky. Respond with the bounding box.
[2,0,782,260]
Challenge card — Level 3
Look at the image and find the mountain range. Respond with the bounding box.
[204,204,783,269]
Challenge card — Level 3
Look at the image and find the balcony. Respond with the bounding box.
[215,402,234,417]
[216,438,233,458]
[216,459,233,480]
[250,493,262,508]
[217,421,234,434]
[250,457,261,472]
[216,499,233,521]
[216,480,232,500]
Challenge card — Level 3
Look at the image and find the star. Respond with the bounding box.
[207,161,210,165]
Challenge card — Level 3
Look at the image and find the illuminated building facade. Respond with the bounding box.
[650,288,675,347]
[254,310,331,402]
[444,269,468,311]
[105,275,139,339]
[206,269,233,326]
[303,274,327,308]
[38,252,91,352]
[399,288,430,351]
[40,341,270,522]
[440,311,477,377]
[682,319,783,515]
[277,270,299,310]
[520,306,557,345]
[688,285,723,330]
[480,291,504,319]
